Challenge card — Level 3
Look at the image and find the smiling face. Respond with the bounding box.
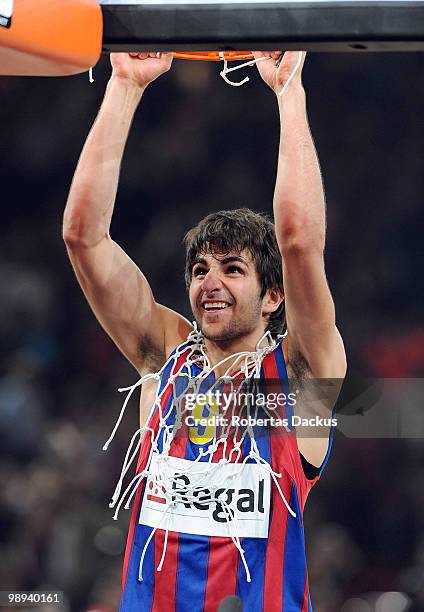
[189,249,278,348]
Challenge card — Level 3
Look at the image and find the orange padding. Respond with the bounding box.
[0,0,102,76]
[173,51,253,62]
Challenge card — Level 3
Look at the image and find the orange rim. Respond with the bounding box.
[173,51,253,61]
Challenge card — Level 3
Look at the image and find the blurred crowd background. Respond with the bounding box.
[0,51,423,612]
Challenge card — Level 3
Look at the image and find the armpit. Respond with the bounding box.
[287,349,310,381]
[139,335,166,373]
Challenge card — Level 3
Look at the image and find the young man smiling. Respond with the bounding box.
[189,248,282,362]
[64,50,346,611]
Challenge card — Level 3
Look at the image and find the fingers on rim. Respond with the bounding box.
[252,50,285,63]
[129,52,148,59]
[128,52,162,59]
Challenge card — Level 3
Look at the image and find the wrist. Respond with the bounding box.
[108,73,147,97]
[276,79,305,103]
[276,81,306,118]
[104,74,146,114]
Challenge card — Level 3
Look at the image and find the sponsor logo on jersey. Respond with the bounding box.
[140,455,271,538]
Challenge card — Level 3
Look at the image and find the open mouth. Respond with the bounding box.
[202,301,231,312]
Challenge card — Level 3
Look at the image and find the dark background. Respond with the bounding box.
[0,52,423,611]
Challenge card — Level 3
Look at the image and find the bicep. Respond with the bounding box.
[283,246,346,378]
[66,236,190,372]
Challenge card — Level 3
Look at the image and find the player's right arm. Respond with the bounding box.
[63,53,192,374]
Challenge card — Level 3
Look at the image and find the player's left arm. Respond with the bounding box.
[255,52,345,468]
[255,51,347,381]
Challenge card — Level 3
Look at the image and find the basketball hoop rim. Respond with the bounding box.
[173,51,253,61]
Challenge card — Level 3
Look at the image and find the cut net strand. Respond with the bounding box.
[218,51,304,93]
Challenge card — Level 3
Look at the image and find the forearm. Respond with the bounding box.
[274,83,326,254]
[63,76,145,247]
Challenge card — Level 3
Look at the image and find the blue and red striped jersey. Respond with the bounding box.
[119,339,334,612]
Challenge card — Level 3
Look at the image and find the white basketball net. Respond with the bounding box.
[103,324,295,583]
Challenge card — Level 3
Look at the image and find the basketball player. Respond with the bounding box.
[63,51,346,611]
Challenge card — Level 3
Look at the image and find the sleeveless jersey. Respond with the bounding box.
[119,339,334,612]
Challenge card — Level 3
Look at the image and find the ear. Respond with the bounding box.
[262,288,284,315]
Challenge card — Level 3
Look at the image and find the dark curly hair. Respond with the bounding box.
[184,208,286,338]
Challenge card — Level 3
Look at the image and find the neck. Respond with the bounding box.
[203,329,272,377]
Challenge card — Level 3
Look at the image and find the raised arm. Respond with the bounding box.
[63,53,191,374]
[254,51,346,380]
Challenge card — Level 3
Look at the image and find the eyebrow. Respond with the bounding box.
[192,255,248,267]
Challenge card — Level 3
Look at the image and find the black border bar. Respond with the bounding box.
[101,2,424,52]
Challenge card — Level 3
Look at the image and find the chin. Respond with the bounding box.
[200,320,248,344]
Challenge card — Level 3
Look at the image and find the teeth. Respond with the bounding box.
[203,302,229,310]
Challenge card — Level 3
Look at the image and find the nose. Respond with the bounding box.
[201,267,222,293]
